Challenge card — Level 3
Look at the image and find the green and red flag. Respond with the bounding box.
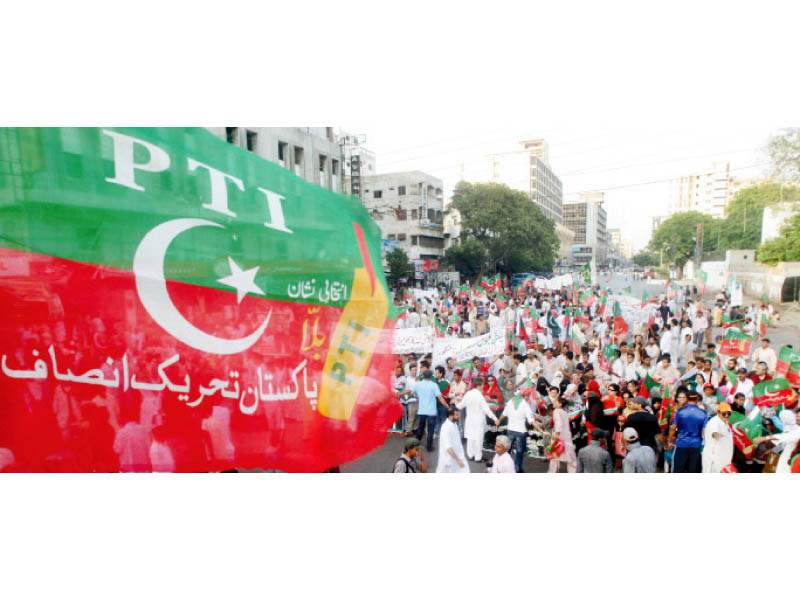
[719,329,754,356]
[753,378,797,407]
[759,312,768,338]
[0,127,400,472]
[571,323,587,354]
[776,346,800,381]
[579,289,595,307]
[599,343,617,372]
[696,270,708,295]
[639,373,659,398]
[721,314,745,328]
[641,290,649,308]
[433,319,447,337]
[612,301,628,339]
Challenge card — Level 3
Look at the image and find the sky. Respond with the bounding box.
[340,123,777,253]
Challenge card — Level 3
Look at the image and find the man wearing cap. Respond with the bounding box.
[702,402,734,473]
[577,429,613,473]
[623,396,662,451]
[622,428,657,473]
[455,376,499,462]
[393,437,428,473]
[524,348,541,377]
[412,369,447,452]
[486,435,516,473]
[671,392,709,473]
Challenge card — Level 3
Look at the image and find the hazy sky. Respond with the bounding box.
[342,122,776,252]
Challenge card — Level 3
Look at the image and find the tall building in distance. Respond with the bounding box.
[669,162,731,219]
[522,139,564,225]
[206,127,344,193]
[474,138,573,262]
[564,192,609,266]
[361,171,445,263]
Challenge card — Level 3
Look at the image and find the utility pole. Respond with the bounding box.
[695,222,703,270]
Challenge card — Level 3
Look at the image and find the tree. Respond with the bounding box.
[767,128,800,183]
[632,251,657,268]
[758,212,800,265]
[714,184,800,251]
[443,238,486,275]
[449,181,558,277]
[648,211,717,277]
[385,247,413,281]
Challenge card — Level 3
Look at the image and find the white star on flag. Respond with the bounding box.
[217,257,265,304]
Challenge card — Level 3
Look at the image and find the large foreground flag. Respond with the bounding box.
[0,127,400,472]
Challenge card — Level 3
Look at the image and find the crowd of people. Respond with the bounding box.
[391,274,800,474]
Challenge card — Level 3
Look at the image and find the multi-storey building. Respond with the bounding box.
[207,127,344,193]
[563,192,609,266]
[361,171,445,263]
[669,162,731,219]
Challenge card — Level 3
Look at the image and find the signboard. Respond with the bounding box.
[392,327,434,355]
[432,327,505,365]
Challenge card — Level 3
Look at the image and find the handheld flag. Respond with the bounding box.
[719,330,753,356]
[753,378,797,407]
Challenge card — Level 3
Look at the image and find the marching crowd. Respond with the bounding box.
[391,275,800,474]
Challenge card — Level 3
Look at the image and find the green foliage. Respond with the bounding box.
[632,251,657,268]
[757,212,800,265]
[648,211,717,269]
[713,184,800,250]
[385,247,413,280]
[767,128,800,183]
[449,181,558,274]
[443,238,486,275]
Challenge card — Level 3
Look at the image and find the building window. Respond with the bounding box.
[388,234,396,240]
[398,185,406,196]
[319,154,328,187]
[278,141,288,166]
[374,190,382,199]
[411,236,417,245]
[225,127,237,144]
[411,209,418,219]
[246,130,257,151]
[293,146,304,176]
[428,208,434,221]
[398,233,407,241]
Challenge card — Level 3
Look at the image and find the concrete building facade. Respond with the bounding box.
[669,162,731,219]
[206,127,344,193]
[564,192,609,266]
[361,171,445,262]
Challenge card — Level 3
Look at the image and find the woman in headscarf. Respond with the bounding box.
[754,409,800,474]
[483,374,504,410]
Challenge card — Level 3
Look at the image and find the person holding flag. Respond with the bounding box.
[753,409,800,474]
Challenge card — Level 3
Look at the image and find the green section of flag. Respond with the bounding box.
[0,127,388,309]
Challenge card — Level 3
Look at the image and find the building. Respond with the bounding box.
[522,139,564,225]
[762,202,800,245]
[652,215,667,233]
[361,171,445,263]
[668,162,731,219]
[206,127,344,193]
[442,203,462,251]
[340,133,377,199]
[563,192,609,267]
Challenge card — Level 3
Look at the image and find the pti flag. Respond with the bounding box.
[571,323,587,354]
[752,378,797,407]
[612,301,628,339]
[0,127,399,472]
[719,330,753,356]
[776,346,800,385]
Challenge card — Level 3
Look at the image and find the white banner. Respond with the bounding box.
[392,326,434,355]
[411,288,439,304]
[731,283,743,307]
[534,278,547,289]
[432,327,505,365]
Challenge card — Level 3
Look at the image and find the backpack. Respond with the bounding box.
[393,456,416,473]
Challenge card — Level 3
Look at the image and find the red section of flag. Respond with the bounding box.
[0,247,399,472]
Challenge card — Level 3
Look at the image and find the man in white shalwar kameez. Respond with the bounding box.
[702,402,734,473]
[436,406,470,473]
[455,376,498,462]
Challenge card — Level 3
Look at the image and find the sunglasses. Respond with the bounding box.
[719,412,731,416]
